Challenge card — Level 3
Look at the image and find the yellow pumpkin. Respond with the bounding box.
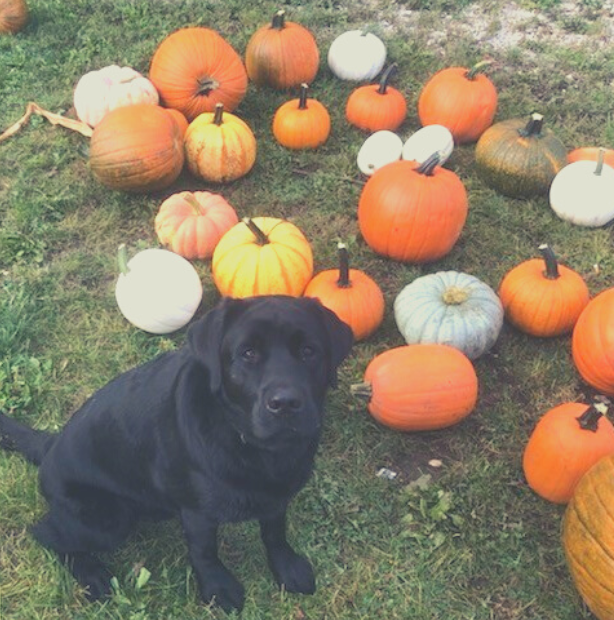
[211,217,313,298]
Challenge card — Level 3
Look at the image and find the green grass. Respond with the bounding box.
[0,0,611,618]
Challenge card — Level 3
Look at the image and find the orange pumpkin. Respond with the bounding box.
[523,401,614,504]
[498,244,590,337]
[212,217,313,298]
[89,104,184,193]
[150,27,248,121]
[272,83,330,149]
[351,344,478,431]
[358,154,468,263]
[304,242,384,341]
[417,60,497,144]
[164,108,189,137]
[572,288,614,397]
[568,146,614,168]
[0,0,28,34]
[154,191,239,260]
[345,64,407,133]
[245,10,319,89]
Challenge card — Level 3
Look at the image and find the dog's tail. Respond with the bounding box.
[0,412,57,466]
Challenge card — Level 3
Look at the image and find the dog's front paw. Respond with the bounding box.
[268,547,316,595]
[199,566,245,613]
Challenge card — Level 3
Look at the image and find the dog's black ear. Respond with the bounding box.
[187,297,246,393]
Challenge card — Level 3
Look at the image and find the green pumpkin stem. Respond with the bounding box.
[377,63,397,95]
[337,242,351,288]
[213,103,224,126]
[520,113,544,137]
[272,9,285,29]
[576,402,608,433]
[350,382,372,400]
[466,60,493,80]
[416,152,441,176]
[117,244,130,275]
[243,217,268,245]
[539,244,560,280]
[298,83,309,110]
[595,148,606,176]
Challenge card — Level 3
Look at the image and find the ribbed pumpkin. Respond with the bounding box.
[212,217,313,298]
[563,453,614,620]
[523,401,614,504]
[165,108,189,137]
[499,244,590,337]
[304,242,385,341]
[89,104,184,193]
[351,344,479,431]
[358,154,468,263]
[185,103,257,183]
[345,64,407,133]
[154,191,239,260]
[568,146,614,167]
[394,271,504,360]
[417,61,497,144]
[149,27,248,121]
[572,288,614,397]
[245,10,319,89]
[327,29,387,82]
[475,112,567,198]
[272,83,330,149]
[0,0,28,34]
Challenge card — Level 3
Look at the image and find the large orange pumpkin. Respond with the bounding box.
[351,344,478,431]
[89,104,184,193]
[245,10,319,89]
[358,154,468,263]
[572,288,614,396]
[149,27,248,121]
[212,217,313,298]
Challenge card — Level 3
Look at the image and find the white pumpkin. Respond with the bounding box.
[394,271,503,360]
[357,130,403,176]
[549,151,614,227]
[115,246,202,334]
[74,65,159,127]
[327,30,387,82]
[402,124,454,165]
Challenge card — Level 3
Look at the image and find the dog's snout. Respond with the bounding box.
[265,386,303,415]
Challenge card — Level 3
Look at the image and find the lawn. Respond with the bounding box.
[1,0,613,618]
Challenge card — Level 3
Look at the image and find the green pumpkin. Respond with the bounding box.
[475,113,567,199]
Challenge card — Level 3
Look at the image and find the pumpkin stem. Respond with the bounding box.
[117,244,130,275]
[377,63,397,95]
[539,243,560,280]
[576,402,608,433]
[272,9,286,29]
[465,60,493,80]
[337,242,351,288]
[520,113,544,137]
[416,152,441,176]
[442,286,469,305]
[213,103,224,126]
[595,147,606,176]
[243,217,268,245]
[298,83,309,110]
[183,193,203,215]
[350,382,372,401]
[196,77,221,97]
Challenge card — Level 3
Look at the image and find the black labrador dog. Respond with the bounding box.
[0,295,353,613]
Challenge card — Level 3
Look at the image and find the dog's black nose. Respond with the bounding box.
[265,387,303,414]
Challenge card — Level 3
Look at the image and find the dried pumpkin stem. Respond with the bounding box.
[272,9,285,29]
[298,83,309,110]
[350,382,372,400]
[539,244,560,280]
[520,113,544,137]
[576,402,608,433]
[213,103,224,126]
[377,63,397,95]
[595,148,606,176]
[196,77,220,97]
[117,244,130,275]
[466,60,493,80]
[442,286,469,305]
[183,193,203,215]
[243,217,269,245]
[337,242,351,288]
[416,152,441,176]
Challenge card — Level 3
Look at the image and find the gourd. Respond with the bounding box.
[345,64,407,133]
[550,149,614,227]
[523,401,614,504]
[89,103,184,193]
[154,191,239,260]
[0,0,28,34]
[572,287,614,397]
[498,244,590,337]
[402,124,454,165]
[351,344,479,431]
[358,153,468,263]
[212,217,313,298]
[115,245,203,334]
[245,10,319,89]
[417,61,497,144]
[304,242,385,341]
[73,65,159,127]
[475,112,567,198]
[357,130,403,176]
[394,271,503,360]
[568,146,614,167]
[563,453,614,620]
[272,84,331,150]
[184,103,257,183]
[327,29,386,81]
[149,27,248,121]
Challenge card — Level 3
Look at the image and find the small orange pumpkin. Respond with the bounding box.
[272,83,331,150]
[523,401,614,504]
[351,344,478,431]
[304,242,384,341]
[568,146,614,168]
[0,0,28,34]
[498,244,590,337]
[154,191,239,260]
[345,64,407,133]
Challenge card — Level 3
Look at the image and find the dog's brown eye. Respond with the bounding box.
[300,345,316,360]
[241,347,260,362]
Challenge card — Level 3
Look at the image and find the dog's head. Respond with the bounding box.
[188,295,353,449]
